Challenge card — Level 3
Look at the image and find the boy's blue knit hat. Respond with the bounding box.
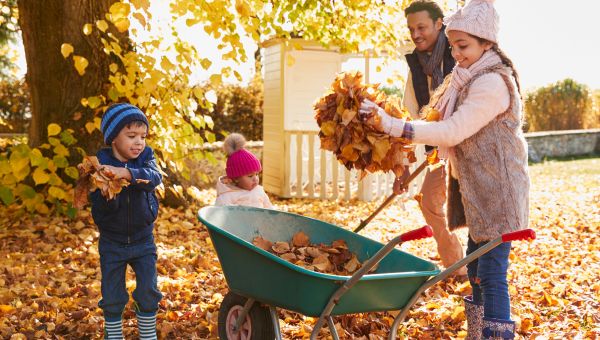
[101,103,149,145]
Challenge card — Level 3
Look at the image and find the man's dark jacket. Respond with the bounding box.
[90,146,161,244]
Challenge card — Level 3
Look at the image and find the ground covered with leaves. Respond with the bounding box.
[0,157,598,339]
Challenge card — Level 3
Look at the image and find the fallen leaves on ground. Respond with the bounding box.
[314,71,416,179]
[253,232,367,275]
[74,156,129,207]
[0,157,598,339]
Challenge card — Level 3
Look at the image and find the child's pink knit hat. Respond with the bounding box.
[224,133,262,179]
[444,0,499,43]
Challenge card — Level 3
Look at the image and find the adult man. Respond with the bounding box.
[400,0,466,277]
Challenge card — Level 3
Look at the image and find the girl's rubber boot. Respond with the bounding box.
[482,318,516,339]
[464,295,483,340]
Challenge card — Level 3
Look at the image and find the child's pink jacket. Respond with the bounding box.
[214,176,274,209]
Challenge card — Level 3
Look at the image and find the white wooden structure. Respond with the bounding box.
[262,38,424,201]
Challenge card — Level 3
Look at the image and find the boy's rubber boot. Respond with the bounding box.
[136,310,158,340]
[482,318,516,339]
[464,295,484,340]
[103,315,124,340]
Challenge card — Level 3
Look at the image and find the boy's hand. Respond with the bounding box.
[101,165,132,181]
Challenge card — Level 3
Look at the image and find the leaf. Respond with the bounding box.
[49,186,66,199]
[87,96,102,109]
[272,242,290,254]
[85,122,96,134]
[0,186,14,205]
[47,123,61,137]
[65,167,79,180]
[60,43,74,58]
[82,23,93,35]
[252,236,272,251]
[205,90,217,104]
[96,20,109,32]
[292,231,310,247]
[32,168,50,185]
[73,56,89,76]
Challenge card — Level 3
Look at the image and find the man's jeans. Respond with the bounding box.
[98,235,162,318]
[466,236,512,320]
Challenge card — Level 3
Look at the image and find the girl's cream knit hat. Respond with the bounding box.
[444,0,500,43]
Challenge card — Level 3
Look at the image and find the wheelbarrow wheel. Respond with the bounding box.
[218,291,275,340]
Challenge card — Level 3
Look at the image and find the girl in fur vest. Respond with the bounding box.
[360,0,529,338]
[215,133,273,209]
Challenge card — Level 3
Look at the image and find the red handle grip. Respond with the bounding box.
[501,229,536,242]
[400,225,433,242]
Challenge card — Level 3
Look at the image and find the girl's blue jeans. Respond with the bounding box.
[98,235,162,318]
[466,235,512,320]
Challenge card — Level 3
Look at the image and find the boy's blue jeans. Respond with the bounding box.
[98,235,162,318]
[466,235,512,320]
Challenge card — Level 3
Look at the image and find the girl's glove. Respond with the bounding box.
[359,99,406,136]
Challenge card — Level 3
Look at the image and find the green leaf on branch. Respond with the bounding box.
[16,184,36,200]
[53,156,69,168]
[60,130,77,146]
[65,167,79,180]
[0,186,14,205]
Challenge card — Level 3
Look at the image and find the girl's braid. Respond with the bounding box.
[492,44,522,96]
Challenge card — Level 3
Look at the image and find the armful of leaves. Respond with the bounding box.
[314,71,416,179]
[73,156,129,208]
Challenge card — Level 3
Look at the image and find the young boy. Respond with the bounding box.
[91,103,162,339]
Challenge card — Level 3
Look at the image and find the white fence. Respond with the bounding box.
[284,130,426,201]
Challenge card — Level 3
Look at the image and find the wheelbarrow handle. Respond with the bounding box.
[400,225,433,242]
[502,228,536,242]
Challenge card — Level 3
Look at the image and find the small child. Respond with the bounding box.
[360,0,529,338]
[91,103,162,339]
[215,133,273,209]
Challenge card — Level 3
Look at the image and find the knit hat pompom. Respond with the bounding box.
[444,0,500,43]
[224,133,262,179]
[223,133,246,156]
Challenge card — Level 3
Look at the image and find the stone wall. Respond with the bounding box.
[525,129,600,162]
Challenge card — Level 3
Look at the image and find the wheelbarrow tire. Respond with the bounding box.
[218,292,275,340]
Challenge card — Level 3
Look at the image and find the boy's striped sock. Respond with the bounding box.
[104,316,124,340]
[136,310,157,340]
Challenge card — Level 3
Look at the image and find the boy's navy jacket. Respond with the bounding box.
[90,146,162,244]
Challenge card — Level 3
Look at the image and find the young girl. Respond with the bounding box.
[360,0,528,338]
[215,133,273,209]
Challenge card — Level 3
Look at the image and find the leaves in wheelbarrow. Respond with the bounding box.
[252,231,371,275]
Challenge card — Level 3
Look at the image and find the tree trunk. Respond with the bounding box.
[17,0,120,153]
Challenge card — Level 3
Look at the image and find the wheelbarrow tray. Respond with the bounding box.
[199,206,440,317]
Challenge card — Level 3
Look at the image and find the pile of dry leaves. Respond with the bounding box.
[73,156,129,208]
[253,231,365,275]
[314,71,416,178]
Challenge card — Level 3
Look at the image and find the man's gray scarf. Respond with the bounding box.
[416,32,447,91]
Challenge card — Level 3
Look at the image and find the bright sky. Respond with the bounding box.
[13,0,600,91]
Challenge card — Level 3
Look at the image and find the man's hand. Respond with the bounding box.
[101,165,132,181]
[393,166,411,195]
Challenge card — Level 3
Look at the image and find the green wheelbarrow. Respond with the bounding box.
[198,206,535,340]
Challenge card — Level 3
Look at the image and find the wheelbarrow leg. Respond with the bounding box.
[233,297,255,333]
[268,306,283,340]
[311,226,434,340]
[327,316,340,340]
